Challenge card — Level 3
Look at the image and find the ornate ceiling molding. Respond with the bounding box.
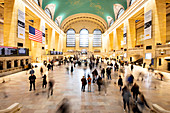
[113,4,125,20]
[45,3,56,20]
[61,13,108,33]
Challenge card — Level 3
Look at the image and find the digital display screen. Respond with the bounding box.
[18,48,26,55]
[5,48,18,56]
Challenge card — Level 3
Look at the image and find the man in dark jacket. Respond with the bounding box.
[118,75,123,91]
[131,83,139,101]
[97,76,102,93]
[47,63,51,71]
[128,74,134,86]
[131,64,134,71]
[106,67,111,80]
[101,68,105,78]
[29,74,36,91]
[81,76,86,92]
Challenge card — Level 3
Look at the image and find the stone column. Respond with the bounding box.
[109,32,113,51]
[75,34,79,51]
[89,34,93,52]
[11,60,14,68]
[3,60,7,70]
[18,59,21,67]
[4,0,25,47]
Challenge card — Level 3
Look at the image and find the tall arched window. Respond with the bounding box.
[109,19,114,27]
[79,29,89,47]
[93,29,102,47]
[129,0,136,6]
[55,19,59,26]
[34,0,40,6]
[45,8,52,19]
[117,8,125,19]
[66,29,76,47]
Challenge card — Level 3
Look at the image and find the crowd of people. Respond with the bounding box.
[78,57,154,113]
[27,56,165,113]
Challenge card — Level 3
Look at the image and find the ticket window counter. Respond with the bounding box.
[0,61,3,70]
[26,59,28,65]
[14,60,18,67]
[20,60,24,67]
[7,61,11,69]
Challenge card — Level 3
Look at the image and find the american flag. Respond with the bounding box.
[29,26,42,43]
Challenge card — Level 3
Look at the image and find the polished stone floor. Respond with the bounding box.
[0,63,170,113]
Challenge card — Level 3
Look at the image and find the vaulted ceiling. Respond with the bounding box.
[42,0,127,23]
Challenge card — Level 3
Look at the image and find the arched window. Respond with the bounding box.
[66,29,76,47]
[45,8,52,19]
[93,29,102,47]
[55,19,59,26]
[117,8,125,19]
[79,29,89,47]
[109,19,114,27]
[34,0,40,6]
[129,0,136,6]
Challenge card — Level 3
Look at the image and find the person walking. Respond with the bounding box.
[51,62,54,71]
[42,74,47,88]
[131,83,140,101]
[48,79,55,98]
[47,63,51,71]
[40,67,43,76]
[29,74,36,91]
[131,63,134,71]
[97,75,102,94]
[81,76,87,92]
[128,74,134,86]
[101,68,105,78]
[122,86,131,112]
[87,75,92,92]
[118,75,123,91]
[71,64,74,73]
[106,67,111,80]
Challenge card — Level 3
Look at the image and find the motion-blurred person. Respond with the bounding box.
[101,68,105,78]
[71,64,74,73]
[42,74,47,88]
[128,74,134,86]
[29,74,36,91]
[122,86,131,112]
[158,72,164,81]
[103,77,108,96]
[97,75,102,94]
[118,75,123,91]
[56,98,70,113]
[131,83,139,101]
[114,62,119,71]
[138,72,145,81]
[81,76,87,92]
[51,62,54,71]
[137,93,150,112]
[87,75,92,92]
[106,67,111,80]
[131,63,134,71]
[92,69,98,83]
[47,63,51,71]
[48,79,55,98]
[40,67,43,76]
[120,66,125,76]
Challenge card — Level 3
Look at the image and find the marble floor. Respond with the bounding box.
[0,63,170,113]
